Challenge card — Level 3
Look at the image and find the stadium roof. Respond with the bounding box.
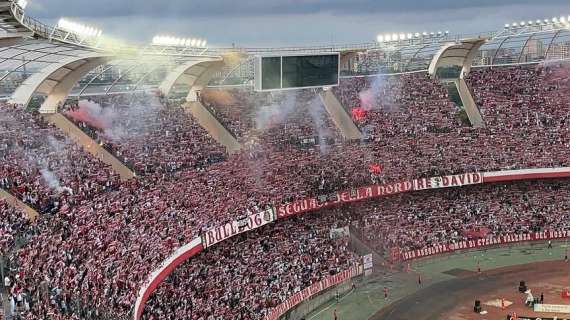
[0,0,568,101]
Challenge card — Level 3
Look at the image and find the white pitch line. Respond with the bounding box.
[308,288,355,320]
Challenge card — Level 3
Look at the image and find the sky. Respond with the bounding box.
[27,0,570,47]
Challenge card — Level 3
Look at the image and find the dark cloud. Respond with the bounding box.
[29,0,570,19]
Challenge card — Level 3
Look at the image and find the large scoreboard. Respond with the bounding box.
[254,53,339,91]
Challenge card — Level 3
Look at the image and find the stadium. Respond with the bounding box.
[0,0,570,319]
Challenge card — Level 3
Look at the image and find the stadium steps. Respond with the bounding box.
[182,101,242,154]
[455,79,485,128]
[319,90,363,140]
[44,113,136,181]
[0,188,38,221]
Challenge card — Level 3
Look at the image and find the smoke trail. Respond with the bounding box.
[47,135,69,153]
[65,98,163,143]
[358,75,384,111]
[254,91,298,130]
[306,93,331,154]
[358,74,404,114]
[40,168,63,193]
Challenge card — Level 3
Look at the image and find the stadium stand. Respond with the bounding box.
[0,60,570,320]
[142,211,357,320]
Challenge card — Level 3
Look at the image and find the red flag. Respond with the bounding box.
[351,107,367,121]
[369,163,382,174]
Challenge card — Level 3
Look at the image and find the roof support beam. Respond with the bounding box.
[9,53,113,112]
[158,58,223,99]
[41,57,109,113]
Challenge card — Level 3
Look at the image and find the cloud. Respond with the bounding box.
[28,0,570,46]
[29,0,570,19]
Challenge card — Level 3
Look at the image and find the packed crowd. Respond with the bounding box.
[0,62,568,320]
[332,67,570,178]
[0,104,120,214]
[0,199,30,256]
[62,95,226,175]
[142,179,570,319]
[142,211,357,320]
[356,180,570,254]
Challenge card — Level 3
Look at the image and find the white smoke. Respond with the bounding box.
[73,98,161,143]
[254,91,298,130]
[358,75,385,111]
[40,168,63,193]
[47,135,69,153]
[306,93,331,154]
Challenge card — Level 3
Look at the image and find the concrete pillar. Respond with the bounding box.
[44,113,136,181]
[456,79,485,128]
[319,90,363,140]
[183,102,241,154]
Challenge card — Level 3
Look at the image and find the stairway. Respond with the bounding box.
[44,113,136,181]
[183,101,242,154]
[319,90,363,140]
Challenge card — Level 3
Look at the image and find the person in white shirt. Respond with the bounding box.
[4,275,11,289]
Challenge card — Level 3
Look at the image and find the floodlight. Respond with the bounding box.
[422,32,428,36]
[377,35,383,42]
[535,20,541,25]
[505,24,510,29]
[512,22,518,27]
[406,33,413,39]
[57,18,102,38]
[544,19,550,24]
[414,33,420,38]
[17,0,27,9]
[202,40,207,47]
[191,38,198,46]
[552,17,558,23]
[445,30,449,34]
[520,21,526,26]
[561,17,566,23]
[391,33,398,41]
[385,34,391,42]
[399,33,406,40]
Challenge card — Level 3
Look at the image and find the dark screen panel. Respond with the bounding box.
[261,57,281,90]
[281,54,338,89]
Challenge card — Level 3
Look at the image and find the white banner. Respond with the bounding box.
[202,209,275,248]
[413,172,482,191]
[363,254,373,270]
[534,303,570,313]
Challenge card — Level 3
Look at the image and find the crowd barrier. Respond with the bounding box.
[399,231,570,261]
[133,167,570,320]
